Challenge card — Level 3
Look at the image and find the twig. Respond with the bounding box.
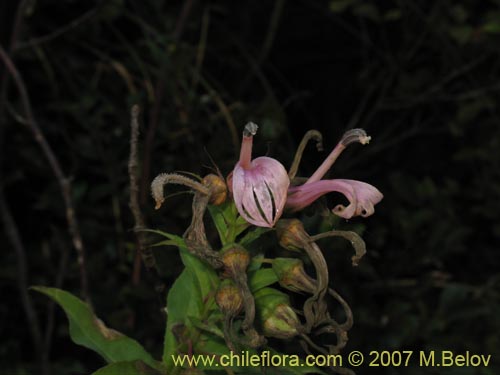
[129,106,153,270]
[44,229,70,354]
[0,193,48,375]
[0,45,90,302]
[173,0,197,41]
[191,4,210,89]
[15,7,98,51]
[137,0,199,206]
[199,77,240,156]
[258,0,286,64]
[139,81,164,207]
[128,105,165,293]
[0,3,49,374]
[1,0,29,105]
[229,33,280,105]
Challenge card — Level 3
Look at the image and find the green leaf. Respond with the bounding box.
[238,227,272,246]
[208,202,250,244]
[248,268,278,292]
[162,268,202,371]
[32,287,158,369]
[353,3,381,22]
[149,239,182,248]
[188,316,225,339]
[208,204,229,244]
[448,25,473,44]
[329,0,354,13]
[248,254,265,272]
[384,9,401,21]
[179,247,219,302]
[92,361,164,375]
[482,21,500,34]
[232,215,251,238]
[140,229,185,248]
[163,249,220,372]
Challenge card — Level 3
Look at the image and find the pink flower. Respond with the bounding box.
[286,129,383,219]
[232,123,290,227]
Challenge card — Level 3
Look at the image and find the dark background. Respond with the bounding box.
[1,1,499,374]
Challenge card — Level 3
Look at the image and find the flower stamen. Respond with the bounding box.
[340,128,371,146]
[306,128,372,184]
[243,122,258,137]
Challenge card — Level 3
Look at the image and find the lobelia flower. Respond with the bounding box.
[286,129,383,219]
[231,122,290,227]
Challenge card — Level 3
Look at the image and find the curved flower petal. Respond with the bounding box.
[233,156,290,227]
[286,179,383,219]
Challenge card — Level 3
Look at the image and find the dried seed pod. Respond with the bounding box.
[221,244,250,278]
[276,219,329,332]
[272,257,316,294]
[254,288,302,339]
[202,174,227,206]
[220,244,263,346]
[215,279,244,316]
[275,219,308,251]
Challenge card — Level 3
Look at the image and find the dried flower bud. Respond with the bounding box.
[151,173,209,210]
[272,258,316,294]
[275,219,308,251]
[215,279,244,316]
[221,244,250,278]
[202,174,227,206]
[255,288,302,339]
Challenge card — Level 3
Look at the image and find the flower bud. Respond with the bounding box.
[215,279,244,316]
[275,219,307,251]
[202,174,227,206]
[255,288,302,339]
[221,244,250,278]
[272,257,316,294]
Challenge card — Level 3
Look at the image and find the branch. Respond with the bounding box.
[199,76,239,156]
[15,7,98,51]
[0,192,48,375]
[173,0,197,41]
[128,105,164,291]
[138,0,199,206]
[44,229,70,354]
[0,45,90,301]
[258,0,286,64]
[0,3,50,374]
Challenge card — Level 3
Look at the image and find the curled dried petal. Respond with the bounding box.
[151,173,208,209]
[287,179,383,219]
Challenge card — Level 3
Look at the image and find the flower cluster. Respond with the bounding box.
[150,123,383,375]
[231,122,383,227]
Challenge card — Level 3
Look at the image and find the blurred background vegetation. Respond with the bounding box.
[1,0,500,374]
